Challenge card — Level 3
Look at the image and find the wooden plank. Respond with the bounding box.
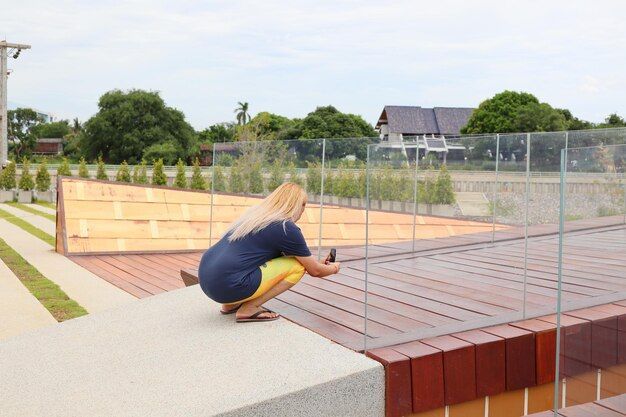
[482,324,536,390]
[539,315,592,378]
[511,318,557,385]
[392,341,445,413]
[566,307,619,369]
[453,329,506,397]
[365,348,413,417]
[421,335,476,405]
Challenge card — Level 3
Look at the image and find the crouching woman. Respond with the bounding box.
[198,182,341,322]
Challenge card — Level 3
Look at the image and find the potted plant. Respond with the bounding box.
[35,158,53,202]
[133,159,148,184]
[0,160,17,202]
[18,157,35,203]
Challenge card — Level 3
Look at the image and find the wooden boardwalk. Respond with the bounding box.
[69,215,625,352]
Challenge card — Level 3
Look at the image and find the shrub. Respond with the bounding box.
[248,162,264,194]
[133,159,148,184]
[57,157,71,177]
[78,157,89,178]
[18,157,35,191]
[286,163,303,187]
[152,159,167,185]
[35,159,51,192]
[212,165,226,191]
[267,160,286,192]
[433,164,455,204]
[96,156,108,180]
[335,168,359,198]
[0,160,17,190]
[229,162,245,193]
[189,158,206,190]
[115,161,131,183]
[173,159,187,188]
[306,162,322,194]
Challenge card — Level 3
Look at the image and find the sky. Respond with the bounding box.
[3,0,626,130]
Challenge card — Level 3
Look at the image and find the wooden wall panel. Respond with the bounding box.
[540,315,592,379]
[58,178,503,255]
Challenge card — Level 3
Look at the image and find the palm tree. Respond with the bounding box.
[234,102,250,125]
[72,118,82,133]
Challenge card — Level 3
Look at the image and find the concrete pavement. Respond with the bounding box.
[0,219,137,313]
[0,285,384,417]
[0,259,57,341]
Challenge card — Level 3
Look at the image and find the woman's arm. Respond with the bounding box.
[295,255,340,278]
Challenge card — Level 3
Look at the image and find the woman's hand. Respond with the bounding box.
[296,256,340,278]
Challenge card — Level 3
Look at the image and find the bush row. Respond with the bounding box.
[0,157,455,205]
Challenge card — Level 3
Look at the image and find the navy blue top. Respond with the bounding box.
[198,220,311,303]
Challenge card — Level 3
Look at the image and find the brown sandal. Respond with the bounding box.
[220,303,243,315]
[236,310,280,323]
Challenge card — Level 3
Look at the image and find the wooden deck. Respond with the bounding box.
[69,215,626,351]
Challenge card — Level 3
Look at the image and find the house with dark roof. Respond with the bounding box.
[375,106,474,142]
[375,106,475,162]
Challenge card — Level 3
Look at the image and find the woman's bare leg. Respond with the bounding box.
[236,280,296,319]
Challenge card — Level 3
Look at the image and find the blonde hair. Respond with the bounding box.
[226,182,307,242]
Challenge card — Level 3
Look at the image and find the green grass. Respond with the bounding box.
[6,202,56,222]
[0,237,87,321]
[35,201,57,211]
[0,208,55,246]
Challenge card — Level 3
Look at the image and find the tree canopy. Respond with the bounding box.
[7,108,42,159]
[461,91,567,134]
[79,89,196,164]
[32,120,71,139]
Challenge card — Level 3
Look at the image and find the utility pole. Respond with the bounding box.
[0,40,31,167]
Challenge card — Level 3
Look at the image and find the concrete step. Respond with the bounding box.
[0,286,384,417]
[456,192,491,216]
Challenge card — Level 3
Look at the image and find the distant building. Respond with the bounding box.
[375,105,475,162]
[34,138,63,155]
[375,106,474,142]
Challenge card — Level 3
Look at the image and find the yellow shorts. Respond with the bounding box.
[227,256,305,305]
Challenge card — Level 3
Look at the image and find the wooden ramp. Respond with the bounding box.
[56,177,506,255]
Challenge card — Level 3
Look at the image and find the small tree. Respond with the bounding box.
[18,157,35,191]
[133,159,148,184]
[35,159,51,192]
[229,161,245,193]
[78,157,89,178]
[57,157,71,177]
[173,159,187,188]
[248,162,264,194]
[0,160,17,190]
[213,165,226,191]
[152,158,167,185]
[116,161,131,183]
[267,160,286,192]
[433,165,455,204]
[286,163,303,187]
[189,158,206,190]
[305,162,321,194]
[96,156,108,180]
